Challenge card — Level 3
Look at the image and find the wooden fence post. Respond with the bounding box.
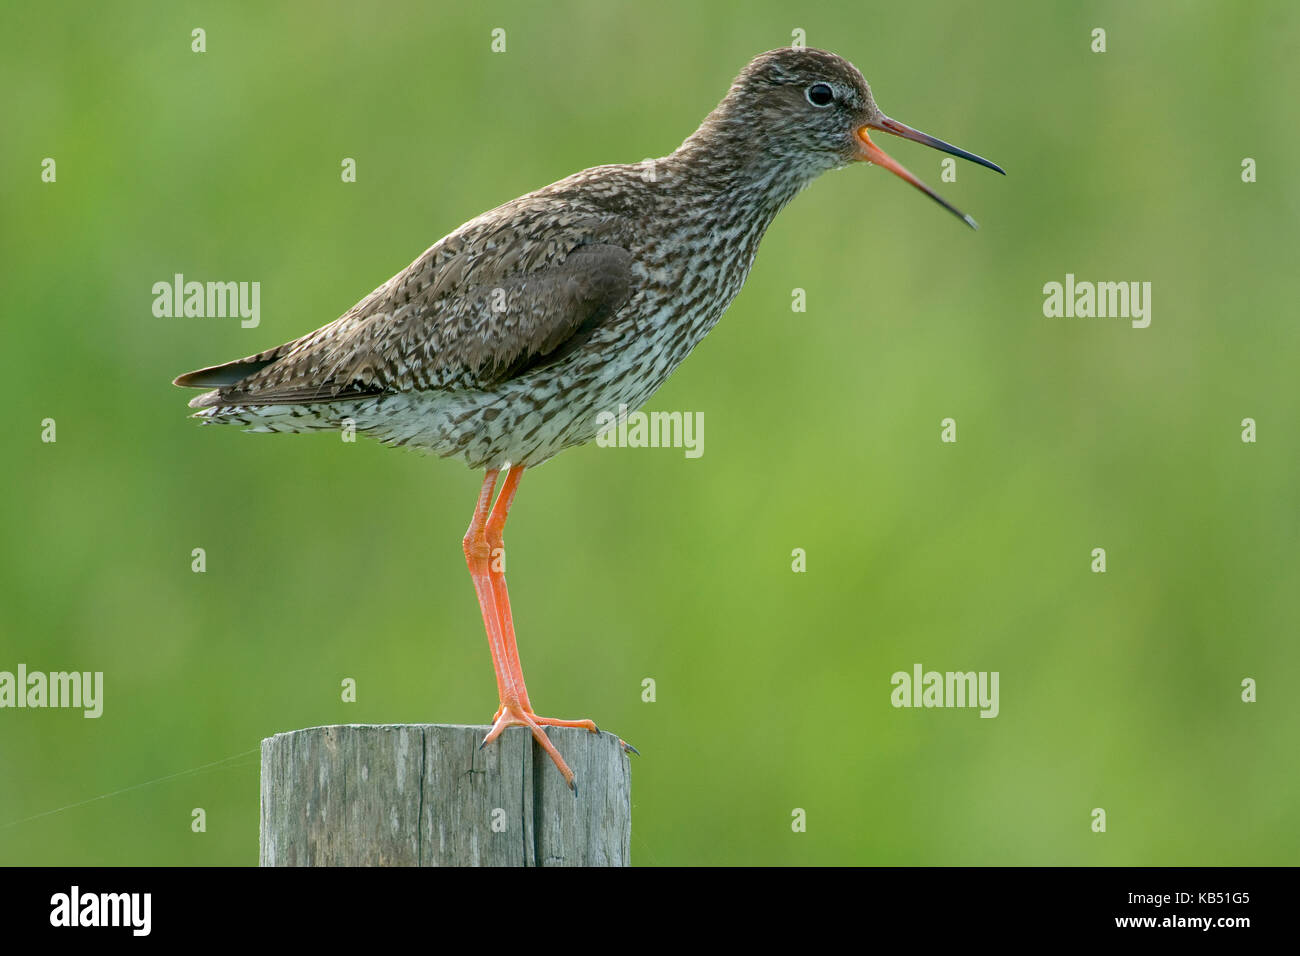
[259,724,631,866]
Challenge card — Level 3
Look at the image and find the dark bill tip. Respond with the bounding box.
[872,116,1005,176]
[856,126,981,229]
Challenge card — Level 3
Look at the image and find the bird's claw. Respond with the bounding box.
[479,702,599,790]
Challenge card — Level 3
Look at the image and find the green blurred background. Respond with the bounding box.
[2,0,1297,865]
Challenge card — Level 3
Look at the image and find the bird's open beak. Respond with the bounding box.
[856,116,1005,229]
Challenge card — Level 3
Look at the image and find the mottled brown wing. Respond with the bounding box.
[176,213,635,409]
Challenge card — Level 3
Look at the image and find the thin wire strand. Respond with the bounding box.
[0,747,260,831]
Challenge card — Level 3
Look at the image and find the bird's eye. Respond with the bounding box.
[806,83,835,107]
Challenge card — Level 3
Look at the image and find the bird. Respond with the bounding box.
[174,47,1003,790]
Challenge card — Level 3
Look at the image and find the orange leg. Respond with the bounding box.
[483,467,532,714]
[463,470,511,703]
[463,465,598,791]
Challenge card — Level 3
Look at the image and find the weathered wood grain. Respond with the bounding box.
[260,724,630,866]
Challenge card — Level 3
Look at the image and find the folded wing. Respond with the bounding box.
[175,212,636,409]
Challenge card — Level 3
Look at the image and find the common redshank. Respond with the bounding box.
[175,48,1003,789]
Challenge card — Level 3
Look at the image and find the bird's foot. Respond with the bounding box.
[481,701,598,790]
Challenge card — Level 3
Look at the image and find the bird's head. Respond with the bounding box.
[693,48,1004,227]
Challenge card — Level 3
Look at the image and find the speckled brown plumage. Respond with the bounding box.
[174,49,903,468]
